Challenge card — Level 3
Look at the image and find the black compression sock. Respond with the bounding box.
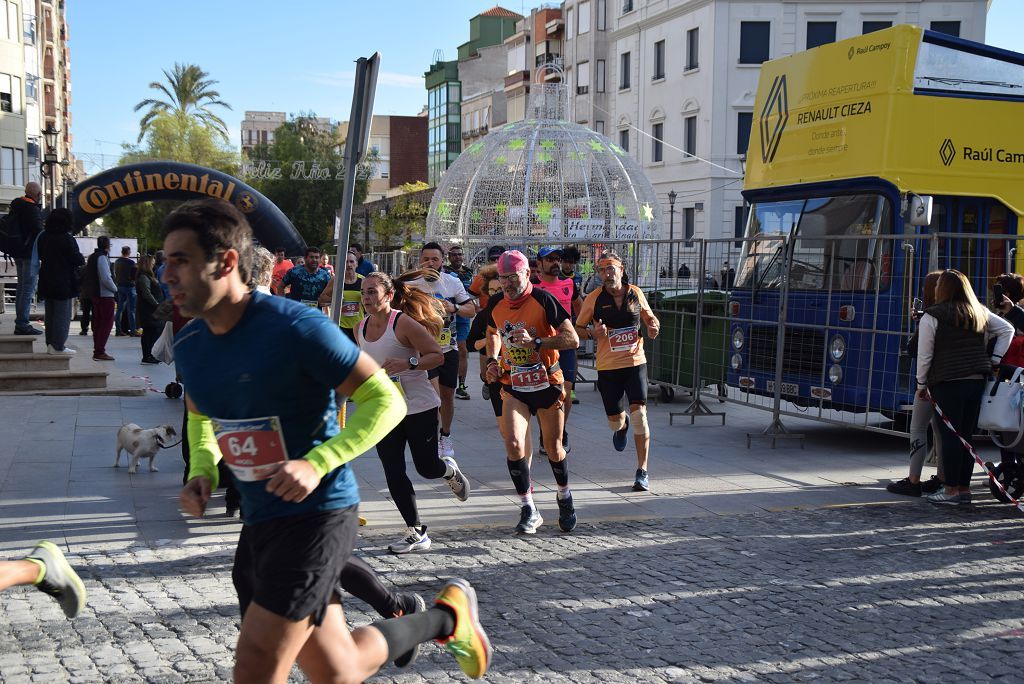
[549,458,569,487]
[507,458,531,495]
[372,607,457,659]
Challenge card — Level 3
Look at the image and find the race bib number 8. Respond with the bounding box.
[510,363,549,392]
[437,328,452,348]
[609,326,640,353]
[211,416,289,482]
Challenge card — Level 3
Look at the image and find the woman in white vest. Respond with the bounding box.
[356,269,471,554]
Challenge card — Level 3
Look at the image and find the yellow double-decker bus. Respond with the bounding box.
[730,24,1024,426]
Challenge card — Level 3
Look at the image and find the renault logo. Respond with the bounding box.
[939,138,956,166]
[760,75,789,164]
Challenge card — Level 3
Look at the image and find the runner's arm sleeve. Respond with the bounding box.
[186,412,222,490]
[303,369,406,478]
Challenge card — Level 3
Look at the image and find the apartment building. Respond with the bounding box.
[340,115,427,203]
[1,0,73,211]
[564,0,988,242]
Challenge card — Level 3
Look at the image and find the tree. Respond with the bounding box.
[246,114,370,249]
[102,113,240,247]
[371,182,430,249]
[133,63,232,143]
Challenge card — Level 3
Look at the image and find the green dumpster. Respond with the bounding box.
[647,290,729,400]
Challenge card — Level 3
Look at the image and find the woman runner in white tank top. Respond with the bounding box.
[356,271,472,554]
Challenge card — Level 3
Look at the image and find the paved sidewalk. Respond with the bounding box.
[1,329,1022,681]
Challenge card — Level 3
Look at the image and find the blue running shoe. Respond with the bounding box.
[633,468,650,492]
[557,493,577,532]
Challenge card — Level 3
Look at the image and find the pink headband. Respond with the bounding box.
[496,250,529,275]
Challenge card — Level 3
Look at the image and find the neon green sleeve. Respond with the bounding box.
[304,368,407,478]
[187,411,222,490]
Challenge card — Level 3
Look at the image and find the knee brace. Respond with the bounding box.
[630,406,649,436]
[607,414,627,432]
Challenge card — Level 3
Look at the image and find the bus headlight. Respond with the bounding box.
[828,364,843,384]
[731,354,743,370]
[732,328,745,350]
[829,335,846,361]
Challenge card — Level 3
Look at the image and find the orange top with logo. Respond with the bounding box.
[577,285,653,371]
[487,289,569,387]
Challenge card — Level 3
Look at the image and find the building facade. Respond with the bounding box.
[1,0,74,212]
[563,0,988,243]
[505,6,565,125]
[340,114,428,203]
[240,111,287,155]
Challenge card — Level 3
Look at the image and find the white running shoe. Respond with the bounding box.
[438,433,455,459]
[388,525,431,554]
[46,345,76,355]
[442,456,470,501]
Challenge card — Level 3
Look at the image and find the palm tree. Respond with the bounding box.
[133,63,232,143]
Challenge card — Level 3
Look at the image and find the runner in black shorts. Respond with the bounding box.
[575,251,660,492]
[165,199,491,681]
[484,250,579,535]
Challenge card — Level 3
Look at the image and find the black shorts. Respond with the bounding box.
[501,383,565,416]
[428,349,459,389]
[596,364,648,416]
[488,381,504,417]
[232,504,359,625]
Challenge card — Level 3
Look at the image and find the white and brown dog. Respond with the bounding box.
[114,424,178,474]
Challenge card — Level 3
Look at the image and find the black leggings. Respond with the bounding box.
[340,554,402,617]
[375,408,446,527]
[930,378,985,488]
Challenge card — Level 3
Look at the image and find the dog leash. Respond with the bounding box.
[927,389,1024,514]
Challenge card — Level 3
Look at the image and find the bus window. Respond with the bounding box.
[737,193,893,291]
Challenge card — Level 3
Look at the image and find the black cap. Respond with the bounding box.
[487,245,505,258]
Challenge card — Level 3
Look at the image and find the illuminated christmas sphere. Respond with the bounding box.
[426,84,661,246]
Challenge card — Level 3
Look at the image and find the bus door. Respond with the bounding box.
[931,198,1017,297]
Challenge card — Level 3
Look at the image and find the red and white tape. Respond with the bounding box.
[130,375,165,394]
[928,389,1024,514]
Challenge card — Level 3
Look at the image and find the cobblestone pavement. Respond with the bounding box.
[1,502,1022,683]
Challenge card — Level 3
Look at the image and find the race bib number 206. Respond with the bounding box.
[211,416,289,482]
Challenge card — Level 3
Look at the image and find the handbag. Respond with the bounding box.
[152,321,175,365]
[978,366,1024,448]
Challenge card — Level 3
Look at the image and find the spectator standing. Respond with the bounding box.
[320,252,335,277]
[113,246,138,336]
[154,249,171,299]
[720,261,736,290]
[135,254,165,364]
[917,269,1012,505]
[36,208,84,355]
[351,242,376,277]
[6,181,44,335]
[81,236,117,361]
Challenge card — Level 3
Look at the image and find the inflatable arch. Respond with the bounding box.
[59,161,307,254]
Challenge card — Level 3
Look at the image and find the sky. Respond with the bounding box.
[67,0,1024,176]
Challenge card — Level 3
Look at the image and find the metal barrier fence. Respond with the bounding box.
[389,232,1024,445]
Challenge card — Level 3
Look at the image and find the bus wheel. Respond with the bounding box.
[659,385,675,403]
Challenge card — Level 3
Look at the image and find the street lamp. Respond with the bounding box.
[59,159,70,208]
[41,123,59,208]
[667,189,677,276]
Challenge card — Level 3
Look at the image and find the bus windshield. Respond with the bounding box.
[736,193,892,291]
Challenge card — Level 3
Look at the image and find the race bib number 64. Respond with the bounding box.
[211,416,289,482]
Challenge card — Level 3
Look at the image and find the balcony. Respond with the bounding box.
[536,54,562,69]
[545,18,564,36]
[504,69,530,91]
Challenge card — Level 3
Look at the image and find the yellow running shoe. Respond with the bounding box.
[434,578,491,679]
[358,516,367,526]
[25,541,87,618]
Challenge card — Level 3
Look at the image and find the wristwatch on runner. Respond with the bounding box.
[408,356,419,369]
[533,337,543,351]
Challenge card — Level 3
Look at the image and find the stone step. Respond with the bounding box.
[0,335,37,354]
[0,386,147,397]
[0,353,70,372]
[0,370,108,391]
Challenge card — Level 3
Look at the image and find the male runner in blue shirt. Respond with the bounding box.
[163,199,490,682]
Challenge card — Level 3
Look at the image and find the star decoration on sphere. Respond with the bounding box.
[436,199,453,220]
[609,143,627,156]
[467,141,484,155]
[536,151,554,163]
[508,138,526,151]
[568,150,583,161]
[472,209,483,223]
[495,202,507,216]
[494,155,508,166]
[536,200,554,223]
[540,139,556,150]
[641,204,654,221]
[616,204,627,218]
[587,139,605,152]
